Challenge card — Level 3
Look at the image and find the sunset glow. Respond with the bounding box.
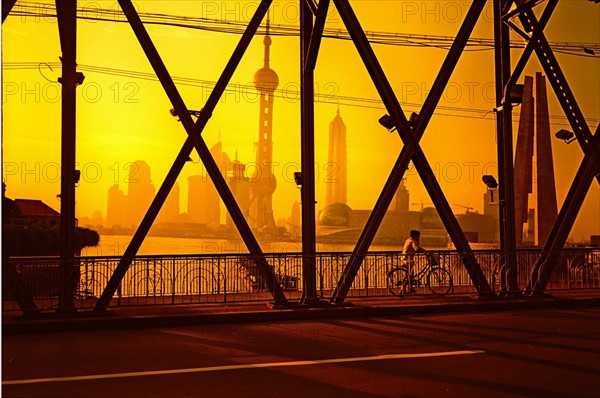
[3,1,599,251]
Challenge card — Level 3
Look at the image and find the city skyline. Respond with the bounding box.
[3,1,598,242]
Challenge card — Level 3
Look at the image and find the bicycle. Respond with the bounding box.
[387,253,453,296]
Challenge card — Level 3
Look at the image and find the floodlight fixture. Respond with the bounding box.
[502,83,524,106]
[169,108,203,121]
[555,129,576,144]
[408,112,419,129]
[294,172,302,187]
[378,114,396,132]
[58,72,85,86]
[482,175,498,189]
[583,47,596,55]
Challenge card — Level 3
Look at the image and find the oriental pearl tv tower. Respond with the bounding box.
[250,14,278,229]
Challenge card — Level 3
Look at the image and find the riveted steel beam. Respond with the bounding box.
[304,0,329,71]
[56,0,78,312]
[330,0,492,304]
[2,0,17,23]
[95,0,287,310]
[300,0,319,303]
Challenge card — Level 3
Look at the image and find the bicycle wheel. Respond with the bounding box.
[427,267,453,295]
[387,267,411,297]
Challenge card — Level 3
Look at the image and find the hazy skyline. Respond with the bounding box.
[2,1,599,241]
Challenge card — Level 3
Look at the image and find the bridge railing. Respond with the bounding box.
[3,248,598,312]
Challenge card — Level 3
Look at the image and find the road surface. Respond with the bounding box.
[3,307,600,397]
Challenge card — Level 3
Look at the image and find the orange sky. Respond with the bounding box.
[2,0,599,242]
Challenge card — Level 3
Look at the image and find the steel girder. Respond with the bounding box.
[2,0,17,23]
[493,0,520,294]
[4,0,596,312]
[95,0,288,310]
[1,0,81,313]
[497,1,600,293]
[3,0,42,314]
[56,0,78,312]
[329,0,492,304]
[300,0,319,303]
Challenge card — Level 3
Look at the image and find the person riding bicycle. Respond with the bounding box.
[402,230,428,291]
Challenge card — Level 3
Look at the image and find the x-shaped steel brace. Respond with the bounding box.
[95,0,287,310]
[330,0,492,303]
[304,0,329,71]
[1,0,17,24]
[526,126,600,293]
[500,2,600,293]
[508,2,600,163]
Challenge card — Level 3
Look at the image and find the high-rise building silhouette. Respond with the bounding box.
[187,141,231,227]
[188,175,220,227]
[158,182,180,223]
[483,190,499,221]
[226,154,251,229]
[249,17,278,229]
[535,72,558,245]
[106,184,126,228]
[393,178,410,213]
[513,75,535,245]
[513,73,558,246]
[325,108,347,206]
[126,160,155,228]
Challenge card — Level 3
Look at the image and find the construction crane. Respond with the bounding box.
[411,201,433,211]
[452,204,474,214]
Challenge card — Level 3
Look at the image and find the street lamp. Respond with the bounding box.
[169,108,203,121]
[482,175,498,204]
[294,172,302,188]
[555,129,576,144]
[378,114,396,132]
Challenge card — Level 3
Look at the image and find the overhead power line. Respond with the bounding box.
[6,1,600,57]
[4,61,599,127]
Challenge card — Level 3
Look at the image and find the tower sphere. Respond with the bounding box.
[253,67,279,92]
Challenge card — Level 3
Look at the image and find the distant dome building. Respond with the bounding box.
[319,203,352,227]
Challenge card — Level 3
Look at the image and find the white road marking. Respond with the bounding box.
[3,350,485,385]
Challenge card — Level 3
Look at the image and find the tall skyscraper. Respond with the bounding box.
[249,17,278,229]
[158,182,180,223]
[325,108,347,206]
[187,140,233,227]
[394,178,410,213]
[188,175,220,226]
[483,190,499,221]
[535,72,558,245]
[513,75,534,245]
[226,155,251,229]
[105,184,126,228]
[512,73,558,246]
[126,160,155,228]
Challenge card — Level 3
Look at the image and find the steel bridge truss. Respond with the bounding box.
[2,0,597,313]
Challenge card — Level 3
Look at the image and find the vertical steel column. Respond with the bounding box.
[56,0,78,312]
[300,0,318,303]
[492,0,505,292]
[330,0,491,303]
[512,8,600,293]
[95,0,287,310]
[494,0,519,294]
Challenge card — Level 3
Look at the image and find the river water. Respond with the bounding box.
[81,235,404,257]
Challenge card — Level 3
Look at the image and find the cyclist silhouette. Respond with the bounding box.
[402,230,427,292]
